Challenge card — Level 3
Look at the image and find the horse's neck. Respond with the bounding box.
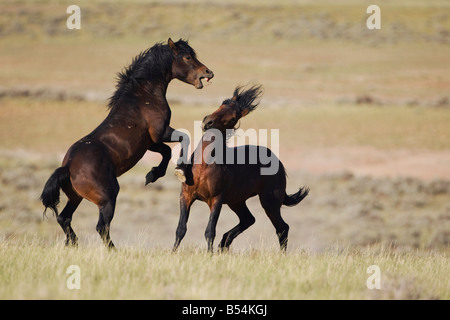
[138,80,170,103]
[193,131,227,165]
[114,81,172,117]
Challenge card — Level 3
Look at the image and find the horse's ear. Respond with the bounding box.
[168,38,177,53]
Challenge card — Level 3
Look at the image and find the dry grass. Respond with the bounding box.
[0,238,448,300]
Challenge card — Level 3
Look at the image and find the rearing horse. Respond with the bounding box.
[40,38,213,248]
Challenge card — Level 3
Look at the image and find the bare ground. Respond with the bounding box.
[281,147,450,181]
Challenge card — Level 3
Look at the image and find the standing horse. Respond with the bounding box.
[40,38,213,248]
[173,85,309,252]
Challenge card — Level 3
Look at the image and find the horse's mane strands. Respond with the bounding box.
[233,84,264,115]
[107,39,194,110]
[107,43,173,109]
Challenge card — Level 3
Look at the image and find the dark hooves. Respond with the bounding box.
[145,167,160,185]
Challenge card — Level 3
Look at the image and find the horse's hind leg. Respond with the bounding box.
[259,194,289,251]
[57,197,82,246]
[96,198,117,249]
[95,177,119,249]
[69,144,119,249]
[219,202,255,251]
[271,208,289,251]
[57,183,82,246]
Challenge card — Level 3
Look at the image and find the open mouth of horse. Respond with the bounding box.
[196,76,213,89]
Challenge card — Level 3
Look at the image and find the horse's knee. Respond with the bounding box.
[245,215,256,228]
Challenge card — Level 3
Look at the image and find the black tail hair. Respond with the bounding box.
[40,166,70,217]
[283,186,310,207]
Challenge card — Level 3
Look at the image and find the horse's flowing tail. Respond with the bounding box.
[40,166,70,217]
[283,186,310,207]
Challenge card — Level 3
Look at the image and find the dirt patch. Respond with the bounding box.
[283,146,450,181]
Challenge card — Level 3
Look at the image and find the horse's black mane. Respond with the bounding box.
[221,84,264,139]
[223,84,263,115]
[108,39,195,109]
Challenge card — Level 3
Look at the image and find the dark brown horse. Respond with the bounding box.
[173,85,309,252]
[40,38,213,248]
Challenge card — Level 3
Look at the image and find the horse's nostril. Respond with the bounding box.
[202,116,214,129]
[204,120,214,129]
[206,69,212,75]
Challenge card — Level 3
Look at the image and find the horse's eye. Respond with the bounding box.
[184,56,191,61]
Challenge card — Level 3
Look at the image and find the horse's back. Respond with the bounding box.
[231,145,283,178]
[224,145,286,203]
[63,111,151,176]
[186,144,286,204]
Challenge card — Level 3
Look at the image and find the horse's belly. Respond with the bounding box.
[99,130,150,176]
[223,188,257,205]
[115,148,147,176]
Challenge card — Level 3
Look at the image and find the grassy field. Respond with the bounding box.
[0,0,449,300]
[1,239,448,300]
[1,99,449,299]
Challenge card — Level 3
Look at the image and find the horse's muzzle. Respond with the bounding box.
[196,69,214,89]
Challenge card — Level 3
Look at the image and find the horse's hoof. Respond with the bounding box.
[145,169,159,185]
[145,173,154,185]
[174,168,186,183]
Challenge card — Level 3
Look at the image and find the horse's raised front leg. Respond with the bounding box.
[145,143,172,185]
[150,125,191,183]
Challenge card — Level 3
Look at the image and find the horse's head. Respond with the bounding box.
[202,84,263,132]
[169,38,213,89]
